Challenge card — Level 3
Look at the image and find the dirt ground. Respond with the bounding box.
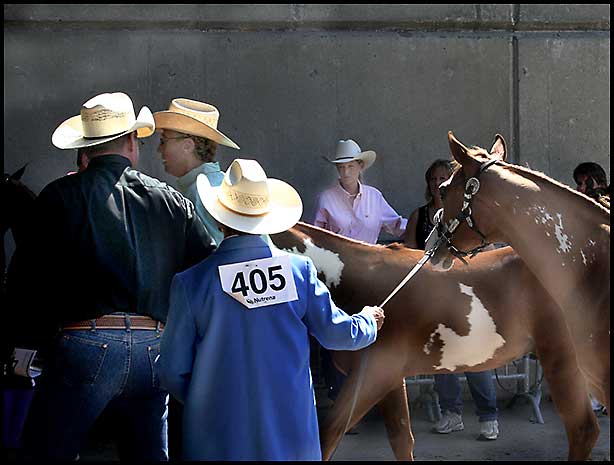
[326,396,610,461]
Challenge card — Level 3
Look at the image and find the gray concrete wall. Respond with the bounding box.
[4,5,610,252]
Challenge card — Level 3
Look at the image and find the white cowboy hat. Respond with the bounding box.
[197,159,302,235]
[323,139,377,170]
[52,92,155,150]
[153,98,240,149]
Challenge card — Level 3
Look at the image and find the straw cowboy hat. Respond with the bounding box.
[197,159,302,235]
[323,139,377,170]
[153,98,240,149]
[52,92,155,150]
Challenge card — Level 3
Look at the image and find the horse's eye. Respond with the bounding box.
[439,186,447,199]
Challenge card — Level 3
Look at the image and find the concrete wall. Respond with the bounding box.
[4,5,610,251]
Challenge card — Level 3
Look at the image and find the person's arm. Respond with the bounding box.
[313,192,330,229]
[159,275,197,404]
[402,209,420,248]
[379,193,408,238]
[301,257,383,350]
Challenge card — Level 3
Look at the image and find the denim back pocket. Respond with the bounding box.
[54,334,108,386]
[147,343,161,389]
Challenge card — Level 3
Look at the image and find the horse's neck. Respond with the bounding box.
[287,223,415,293]
[484,166,609,308]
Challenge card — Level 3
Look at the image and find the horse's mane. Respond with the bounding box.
[460,145,610,216]
[294,221,388,249]
[501,161,611,215]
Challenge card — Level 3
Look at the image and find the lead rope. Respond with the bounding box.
[330,239,443,459]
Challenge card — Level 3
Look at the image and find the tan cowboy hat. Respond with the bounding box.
[52,92,155,150]
[197,159,302,235]
[153,98,240,149]
[323,139,377,170]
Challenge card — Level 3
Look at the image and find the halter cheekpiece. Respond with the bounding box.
[436,158,499,264]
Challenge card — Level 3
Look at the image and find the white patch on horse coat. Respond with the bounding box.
[553,213,572,253]
[528,205,573,254]
[424,284,505,370]
[580,250,588,266]
[283,239,344,288]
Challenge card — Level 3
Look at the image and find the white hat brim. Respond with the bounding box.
[52,106,155,150]
[325,150,377,170]
[153,111,240,149]
[197,175,302,235]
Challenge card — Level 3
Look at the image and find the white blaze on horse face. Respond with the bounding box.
[283,238,344,288]
[423,283,505,371]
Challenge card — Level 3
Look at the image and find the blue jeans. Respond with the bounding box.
[21,325,169,460]
[434,372,498,422]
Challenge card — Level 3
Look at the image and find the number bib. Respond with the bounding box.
[218,255,298,309]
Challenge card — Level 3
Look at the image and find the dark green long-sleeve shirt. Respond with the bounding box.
[9,154,214,349]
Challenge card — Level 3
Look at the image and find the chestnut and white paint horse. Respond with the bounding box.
[270,222,600,461]
[431,131,610,421]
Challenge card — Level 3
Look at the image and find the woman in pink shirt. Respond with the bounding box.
[313,139,407,413]
[314,139,407,244]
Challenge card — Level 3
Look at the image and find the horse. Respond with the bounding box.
[1,165,36,291]
[270,222,600,460]
[430,131,610,420]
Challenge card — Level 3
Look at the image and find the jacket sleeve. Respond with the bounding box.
[159,274,197,403]
[300,257,377,350]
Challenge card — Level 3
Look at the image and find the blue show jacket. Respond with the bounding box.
[159,234,378,460]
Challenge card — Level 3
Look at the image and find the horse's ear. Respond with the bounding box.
[448,131,475,167]
[490,134,507,161]
[10,163,28,181]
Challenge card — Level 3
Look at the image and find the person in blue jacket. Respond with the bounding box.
[159,158,385,461]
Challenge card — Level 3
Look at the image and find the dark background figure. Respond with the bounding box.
[572,161,609,416]
[1,165,37,452]
[403,158,500,441]
[572,161,610,209]
[10,92,215,461]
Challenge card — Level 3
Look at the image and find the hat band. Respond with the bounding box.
[82,129,131,140]
[219,182,270,216]
[217,196,270,218]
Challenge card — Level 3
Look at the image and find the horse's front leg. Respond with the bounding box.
[378,380,414,461]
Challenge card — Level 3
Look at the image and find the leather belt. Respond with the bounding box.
[62,314,164,331]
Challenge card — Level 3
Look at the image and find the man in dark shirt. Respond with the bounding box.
[14,92,215,460]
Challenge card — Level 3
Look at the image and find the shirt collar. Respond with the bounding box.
[87,154,131,170]
[336,179,363,198]
[177,161,222,189]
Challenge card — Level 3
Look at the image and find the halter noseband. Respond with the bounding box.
[436,159,499,264]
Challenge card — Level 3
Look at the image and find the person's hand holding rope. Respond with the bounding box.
[362,305,385,330]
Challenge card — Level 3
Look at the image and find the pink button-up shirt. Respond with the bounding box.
[314,181,407,244]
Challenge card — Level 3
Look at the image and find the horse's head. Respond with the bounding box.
[2,164,36,241]
[429,132,507,271]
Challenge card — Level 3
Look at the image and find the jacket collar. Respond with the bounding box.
[215,234,270,253]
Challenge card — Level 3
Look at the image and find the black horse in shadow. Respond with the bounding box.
[2,164,37,357]
[2,165,36,286]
